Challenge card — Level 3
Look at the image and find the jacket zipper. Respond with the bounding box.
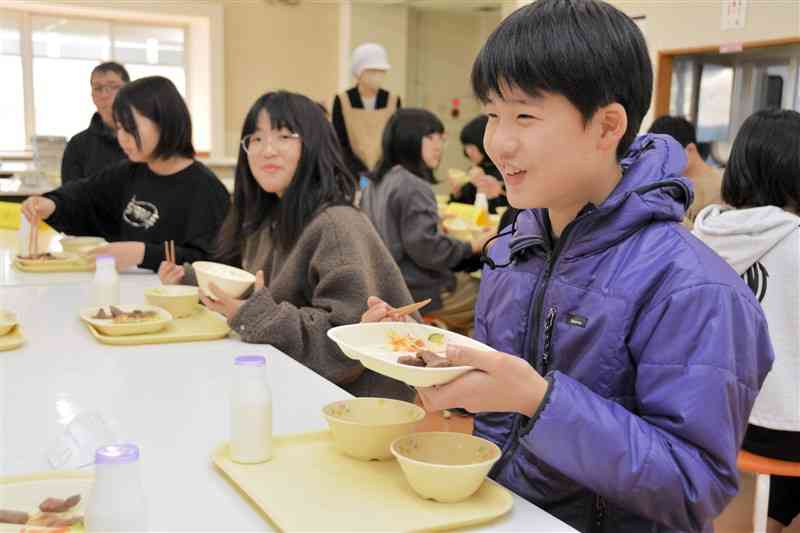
[488,221,574,477]
[593,495,607,532]
[541,306,558,372]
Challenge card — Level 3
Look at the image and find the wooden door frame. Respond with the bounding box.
[654,36,800,117]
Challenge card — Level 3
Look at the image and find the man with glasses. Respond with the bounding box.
[60,62,130,183]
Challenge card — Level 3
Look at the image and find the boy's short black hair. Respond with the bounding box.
[112,76,195,159]
[648,115,711,160]
[722,109,800,210]
[471,0,652,159]
[648,116,696,148]
[91,61,130,83]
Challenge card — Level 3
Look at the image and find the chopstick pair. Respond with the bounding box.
[391,298,432,318]
[164,240,176,265]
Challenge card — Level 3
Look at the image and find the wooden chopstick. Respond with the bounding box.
[393,298,432,318]
[164,240,175,264]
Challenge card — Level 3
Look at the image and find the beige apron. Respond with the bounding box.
[339,92,399,171]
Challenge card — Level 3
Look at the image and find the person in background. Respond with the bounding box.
[449,115,509,212]
[61,62,130,183]
[694,109,800,533]
[332,43,401,185]
[648,115,722,225]
[361,108,491,333]
[364,0,773,530]
[158,91,415,401]
[21,76,229,272]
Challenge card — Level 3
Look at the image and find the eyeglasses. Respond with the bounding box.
[92,84,124,95]
[241,132,301,154]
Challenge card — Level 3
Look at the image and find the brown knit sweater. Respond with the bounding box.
[184,205,415,401]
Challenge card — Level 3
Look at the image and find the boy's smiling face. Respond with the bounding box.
[483,84,623,214]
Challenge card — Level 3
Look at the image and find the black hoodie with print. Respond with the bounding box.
[61,113,128,183]
[45,160,230,271]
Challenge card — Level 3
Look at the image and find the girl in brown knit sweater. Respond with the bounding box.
[159,91,415,400]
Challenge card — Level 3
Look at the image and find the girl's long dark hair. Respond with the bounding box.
[372,108,444,184]
[216,91,356,262]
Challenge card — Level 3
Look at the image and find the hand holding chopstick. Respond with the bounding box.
[360,297,431,324]
[159,240,184,285]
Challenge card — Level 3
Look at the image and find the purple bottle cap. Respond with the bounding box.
[95,443,140,465]
[95,256,115,263]
[235,355,266,366]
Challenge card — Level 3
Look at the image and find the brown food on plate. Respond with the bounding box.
[397,350,455,368]
[0,510,29,524]
[92,307,159,323]
[39,494,81,513]
[397,355,426,367]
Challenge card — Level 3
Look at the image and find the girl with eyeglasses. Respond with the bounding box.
[159,91,415,400]
[22,76,229,271]
[361,108,492,333]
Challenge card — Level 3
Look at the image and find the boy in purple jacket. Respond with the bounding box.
[364,1,773,531]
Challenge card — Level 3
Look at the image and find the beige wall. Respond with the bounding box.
[222,0,339,156]
[350,3,408,99]
[407,8,502,192]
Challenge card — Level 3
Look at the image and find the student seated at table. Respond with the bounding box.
[448,115,509,215]
[694,109,800,533]
[363,1,774,531]
[61,61,131,184]
[21,76,229,272]
[158,91,415,401]
[361,108,492,333]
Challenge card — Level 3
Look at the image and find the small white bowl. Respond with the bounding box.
[391,432,502,503]
[193,262,255,299]
[144,286,200,318]
[322,398,425,461]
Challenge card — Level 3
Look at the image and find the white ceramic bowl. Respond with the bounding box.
[193,262,255,299]
[322,398,425,461]
[391,432,502,503]
[144,286,200,318]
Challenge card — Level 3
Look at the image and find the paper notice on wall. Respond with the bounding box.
[721,0,748,30]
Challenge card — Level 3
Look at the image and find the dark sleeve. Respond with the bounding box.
[450,183,477,205]
[140,177,230,271]
[332,95,368,175]
[60,136,85,184]
[397,96,402,109]
[44,165,126,237]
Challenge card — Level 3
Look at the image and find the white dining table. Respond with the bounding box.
[0,232,575,532]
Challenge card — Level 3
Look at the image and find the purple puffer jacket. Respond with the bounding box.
[474,134,774,533]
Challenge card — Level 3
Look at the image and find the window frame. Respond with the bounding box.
[1,7,189,154]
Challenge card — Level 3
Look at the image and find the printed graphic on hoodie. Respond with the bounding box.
[743,262,769,303]
[123,196,159,229]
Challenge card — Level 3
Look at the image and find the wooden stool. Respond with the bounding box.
[737,450,800,532]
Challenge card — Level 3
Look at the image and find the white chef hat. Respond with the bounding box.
[351,43,391,78]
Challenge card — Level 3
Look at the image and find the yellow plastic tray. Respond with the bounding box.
[85,306,230,346]
[212,430,513,532]
[13,257,94,273]
[0,469,92,532]
[0,326,25,352]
